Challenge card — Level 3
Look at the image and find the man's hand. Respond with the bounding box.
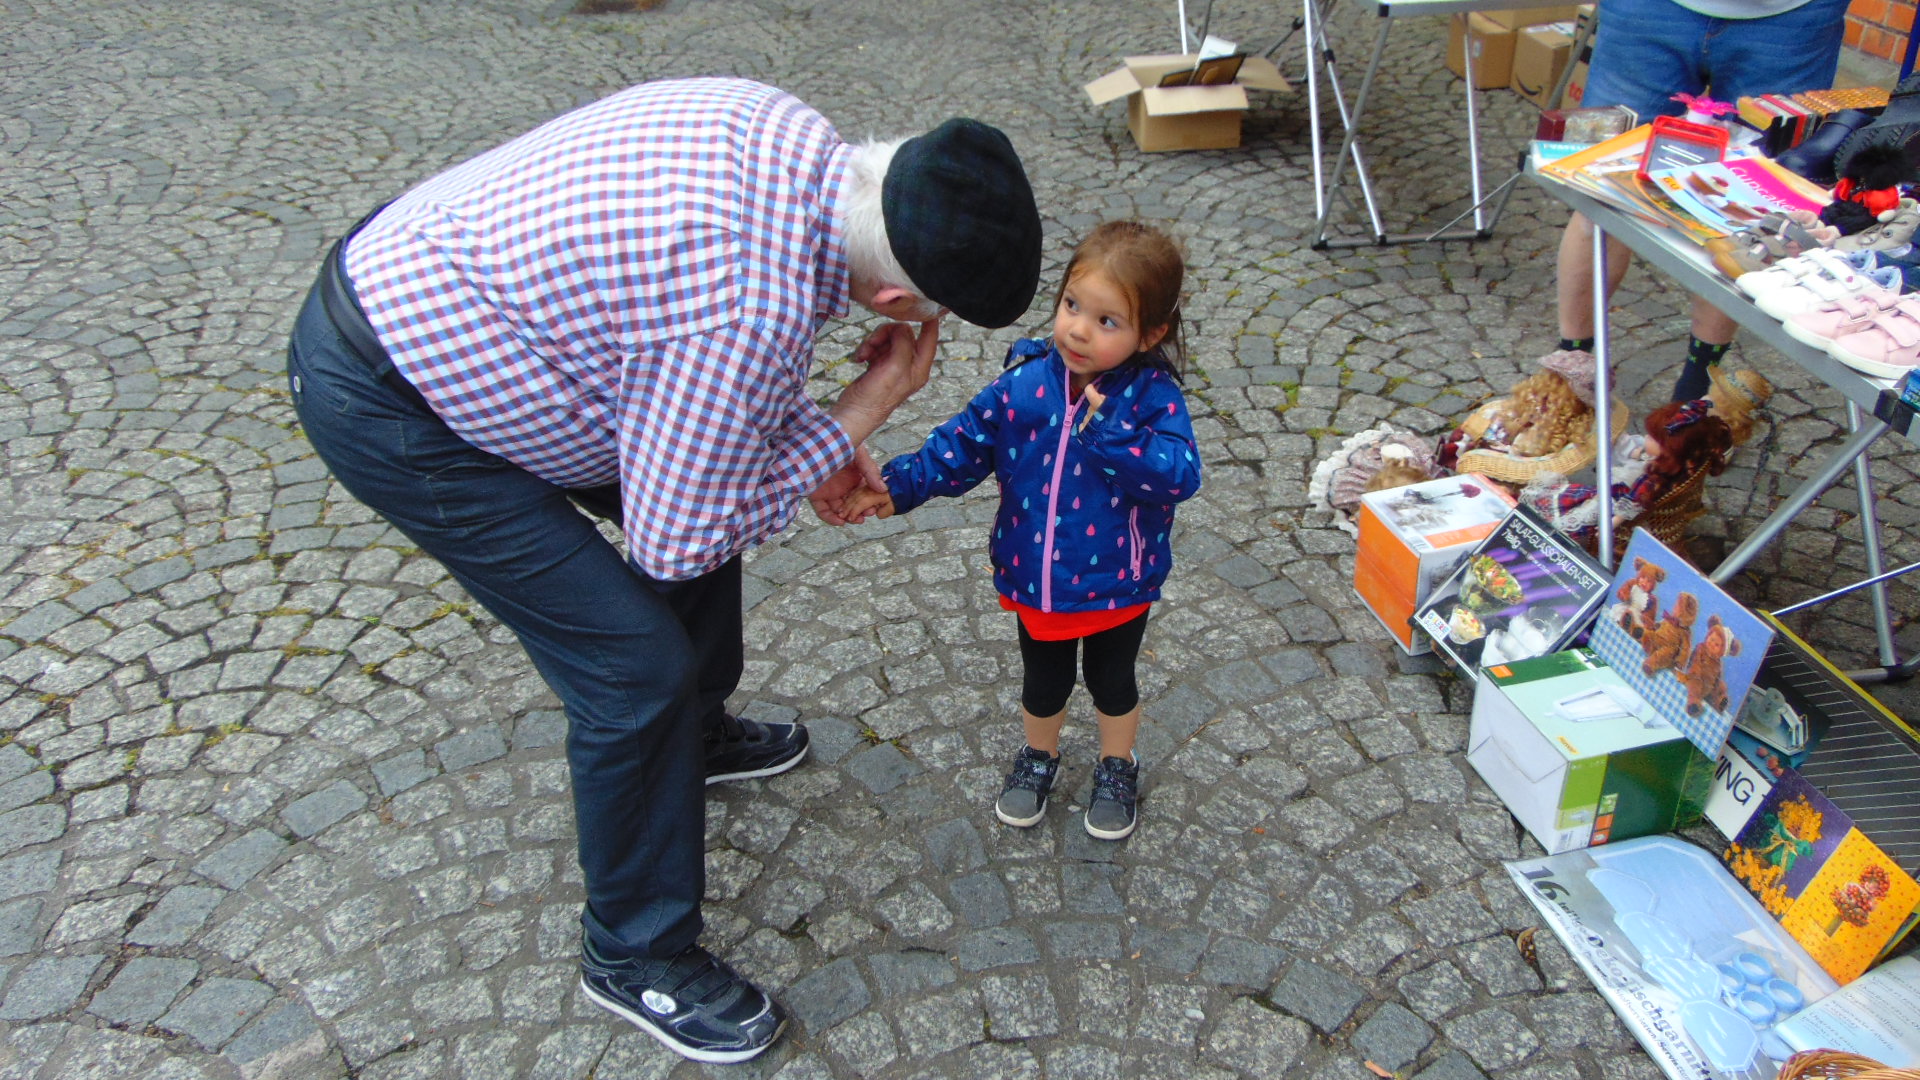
[830,317,941,447]
[808,444,884,526]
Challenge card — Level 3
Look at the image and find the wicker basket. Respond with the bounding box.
[1455,397,1631,484]
[1777,1050,1920,1080]
[1579,462,1713,558]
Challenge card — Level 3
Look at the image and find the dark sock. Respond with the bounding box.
[1671,338,1730,401]
[1559,337,1595,353]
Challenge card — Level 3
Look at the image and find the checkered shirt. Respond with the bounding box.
[344,78,857,580]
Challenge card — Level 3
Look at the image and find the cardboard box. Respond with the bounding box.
[1481,4,1579,29]
[1446,13,1517,91]
[1468,650,1714,854]
[1084,53,1292,152]
[1563,57,1589,107]
[1353,474,1514,654]
[1511,21,1577,109]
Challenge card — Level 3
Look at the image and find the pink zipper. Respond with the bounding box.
[1040,380,1078,612]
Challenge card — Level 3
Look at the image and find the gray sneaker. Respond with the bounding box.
[994,746,1059,827]
[1084,755,1140,840]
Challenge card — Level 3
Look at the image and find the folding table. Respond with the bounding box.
[1530,167,1920,684]
[1299,0,1594,248]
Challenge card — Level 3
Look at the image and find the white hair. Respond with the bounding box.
[843,137,921,295]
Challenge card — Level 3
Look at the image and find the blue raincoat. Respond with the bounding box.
[881,338,1202,613]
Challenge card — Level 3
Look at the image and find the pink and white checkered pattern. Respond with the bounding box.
[345,78,857,580]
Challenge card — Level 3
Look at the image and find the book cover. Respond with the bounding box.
[1602,169,1730,244]
[1725,771,1920,983]
[1414,504,1611,671]
[1649,158,1830,235]
[1588,530,1774,758]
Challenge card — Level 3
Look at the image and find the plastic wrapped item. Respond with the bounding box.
[1536,103,1638,144]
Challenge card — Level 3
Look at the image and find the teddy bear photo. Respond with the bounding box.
[1681,614,1743,717]
[1611,557,1666,640]
[1639,592,1699,678]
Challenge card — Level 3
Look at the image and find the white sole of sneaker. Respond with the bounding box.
[704,742,808,786]
[1083,813,1136,841]
[1781,319,1841,348]
[579,977,783,1064]
[995,798,1047,828]
[1824,338,1920,380]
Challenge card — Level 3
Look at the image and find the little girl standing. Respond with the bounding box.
[845,221,1201,839]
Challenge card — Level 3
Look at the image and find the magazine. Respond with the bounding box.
[1413,505,1611,672]
[1588,530,1775,759]
[1774,954,1920,1066]
[1600,168,1731,245]
[1724,770,1920,984]
[1648,158,1831,235]
[1509,836,1840,1080]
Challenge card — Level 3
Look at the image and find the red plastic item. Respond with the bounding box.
[1636,115,1729,182]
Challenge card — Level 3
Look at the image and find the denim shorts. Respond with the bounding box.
[1583,0,1851,123]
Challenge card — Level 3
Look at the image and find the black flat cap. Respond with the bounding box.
[882,118,1042,328]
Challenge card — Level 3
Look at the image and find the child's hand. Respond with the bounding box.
[843,486,895,522]
[1081,383,1106,413]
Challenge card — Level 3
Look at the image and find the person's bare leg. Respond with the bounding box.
[1690,294,1736,346]
[1558,212,1635,341]
[1022,707,1068,756]
[1094,706,1140,762]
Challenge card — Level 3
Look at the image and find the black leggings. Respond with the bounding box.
[1017,610,1149,717]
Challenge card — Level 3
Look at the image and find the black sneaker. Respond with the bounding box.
[994,745,1059,827]
[1084,754,1140,840]
[704,714,808,785]
[579,935,787,1064]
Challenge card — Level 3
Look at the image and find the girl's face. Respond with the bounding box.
[1053,268,1168,384]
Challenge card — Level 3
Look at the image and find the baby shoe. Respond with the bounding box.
[1835,198,1920,253]
[1827,297,1920,379]
[1755,264,1901,321]
[1784,289,1904,347]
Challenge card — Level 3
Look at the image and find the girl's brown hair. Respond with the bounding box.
[1054,220,1188,377]
[1642,401,1733,488]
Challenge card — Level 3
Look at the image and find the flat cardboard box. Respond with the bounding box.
[1481,4,1579,30]
[1353,474,1514,654]
[1511,21,1577,109]
[1468,650,1713,854]
[1446,13,1517,91]
[1084,53,1292,152]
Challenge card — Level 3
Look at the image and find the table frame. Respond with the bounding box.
[1531,168,1920,683]
[1302,0,1595,249]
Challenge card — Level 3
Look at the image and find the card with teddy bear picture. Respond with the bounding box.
[1589,530,1774,759]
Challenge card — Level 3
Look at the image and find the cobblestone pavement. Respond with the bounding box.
[3,0,1916,1077]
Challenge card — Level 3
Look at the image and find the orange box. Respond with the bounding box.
[1353,475,1515,654]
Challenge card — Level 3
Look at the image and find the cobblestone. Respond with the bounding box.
[4,0,1915,1076]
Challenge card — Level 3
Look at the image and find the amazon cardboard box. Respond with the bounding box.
[1511,21,1577,108]
[1446,13,1518,90]
[1469,650,1713,854]
[1353,474,1514,654]
[1084,52,1292,152]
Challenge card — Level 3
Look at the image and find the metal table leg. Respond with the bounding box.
[1709,419,1890,583]
[1846,401,1898,666]
[1592,224,1615,569]
[1308,2,1390,248]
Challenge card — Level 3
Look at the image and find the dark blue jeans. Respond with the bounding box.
[286,278,740,962]
[1584,0,1850,124]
